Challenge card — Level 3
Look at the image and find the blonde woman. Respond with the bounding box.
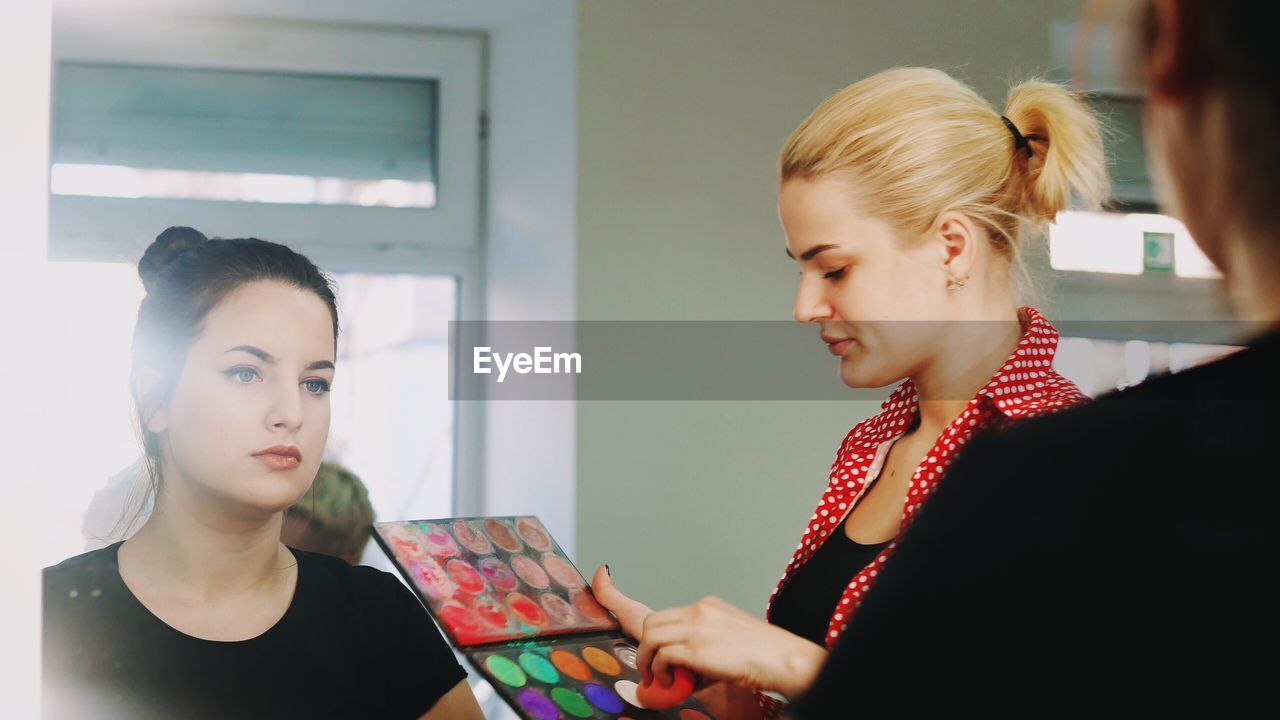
[593,67,1109,719]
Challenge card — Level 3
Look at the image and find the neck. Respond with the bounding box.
[910,304,1024,433]
[1220,228,1280,331]
[126,476,288,598]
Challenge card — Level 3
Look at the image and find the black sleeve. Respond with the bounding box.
[374,572,468,719]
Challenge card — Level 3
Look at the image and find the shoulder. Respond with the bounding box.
[44,545,121,598]
[1000,367,1090,419]
[952,337,1272,484]
[291,548,417,616]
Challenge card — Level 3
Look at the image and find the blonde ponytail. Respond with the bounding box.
[1003,80,1109,224]
[780,68,1109,283]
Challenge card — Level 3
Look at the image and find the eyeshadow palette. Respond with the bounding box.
[374,516,717,719]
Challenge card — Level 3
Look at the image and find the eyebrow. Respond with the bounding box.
[225,345,335,372]
[784,243,838,261]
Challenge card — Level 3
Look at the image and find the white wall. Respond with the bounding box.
[0,4,52,716]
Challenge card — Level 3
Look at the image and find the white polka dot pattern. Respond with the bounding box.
[755,308,1087,718]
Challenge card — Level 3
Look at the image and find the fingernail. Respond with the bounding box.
[605,564,611,576]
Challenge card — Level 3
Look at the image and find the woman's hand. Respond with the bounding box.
[420,680,485,720]
[591,564,654,642]
[635,596,828,700]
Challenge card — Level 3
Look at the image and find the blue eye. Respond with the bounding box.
[225,367,260,384]
[303,379,331,395]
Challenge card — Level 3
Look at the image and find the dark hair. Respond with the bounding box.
[129,226,339,501]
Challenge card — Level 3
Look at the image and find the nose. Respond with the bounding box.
[794,274,833,324]
[266,379,304,433]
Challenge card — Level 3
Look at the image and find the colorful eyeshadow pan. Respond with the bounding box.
[583,646,622,676]
[445,559,486,594]
[518,652,559,684]
[516,518,553,551]
[613,680,641,707]
[484,518,525,552]
[550,687,593,718]
[409,559,457,601]
[418,522,459,558]
[507,592,548,627]
[473,595,511,630]
[436,601,481,638]
[550,649,592,682]
[479,557,520,592]
[583,683,624,713]
[451,519,493,554]
[510,554,551,589]
[542,553,585,589]
[540,592,579,626]
[516,689,559,720]
[384,525,431,564]
[485,655,527,688]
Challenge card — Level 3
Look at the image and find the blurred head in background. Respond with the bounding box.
[282,461,375,564]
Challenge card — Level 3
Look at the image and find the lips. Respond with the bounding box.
[254,445,302,461]
[253,445,302,470]
[821,334,854,357]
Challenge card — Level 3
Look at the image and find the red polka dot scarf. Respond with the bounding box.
[757,307,1088,717]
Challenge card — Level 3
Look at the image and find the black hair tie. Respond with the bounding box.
[1000,116,1042,159]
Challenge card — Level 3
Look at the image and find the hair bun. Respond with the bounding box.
[138,226,208,292]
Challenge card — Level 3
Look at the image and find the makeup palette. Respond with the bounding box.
[374,516,716,719]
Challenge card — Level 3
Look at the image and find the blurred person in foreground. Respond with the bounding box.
[795,1,1279,714]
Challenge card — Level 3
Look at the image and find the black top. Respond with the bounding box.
[796,327,1280,715]
[43,542,467,720]
[769,514,892,646]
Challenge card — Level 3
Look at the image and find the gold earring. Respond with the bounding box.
[947,277,967,291]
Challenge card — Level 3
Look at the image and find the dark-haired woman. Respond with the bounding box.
[42,228,484,720]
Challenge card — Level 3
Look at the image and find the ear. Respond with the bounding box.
[1144,0,1210,101]
[933,210,980,282]
[134,367,170,434]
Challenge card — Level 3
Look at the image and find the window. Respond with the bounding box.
[52,63,439,208]
[1049,210,1221,279]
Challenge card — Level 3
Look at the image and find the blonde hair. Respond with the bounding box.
[780,67,1109,288]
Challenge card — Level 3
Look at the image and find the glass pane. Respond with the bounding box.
[327,272,458,570]
[53,62,438,207]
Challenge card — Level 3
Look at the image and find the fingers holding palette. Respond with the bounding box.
[475,639,712,720]
[374,517,716,719]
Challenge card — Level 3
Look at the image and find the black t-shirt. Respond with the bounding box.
[769,514,892,646]
[43,542,467,720]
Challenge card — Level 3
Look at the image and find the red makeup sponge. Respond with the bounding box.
[635,666,696,710]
